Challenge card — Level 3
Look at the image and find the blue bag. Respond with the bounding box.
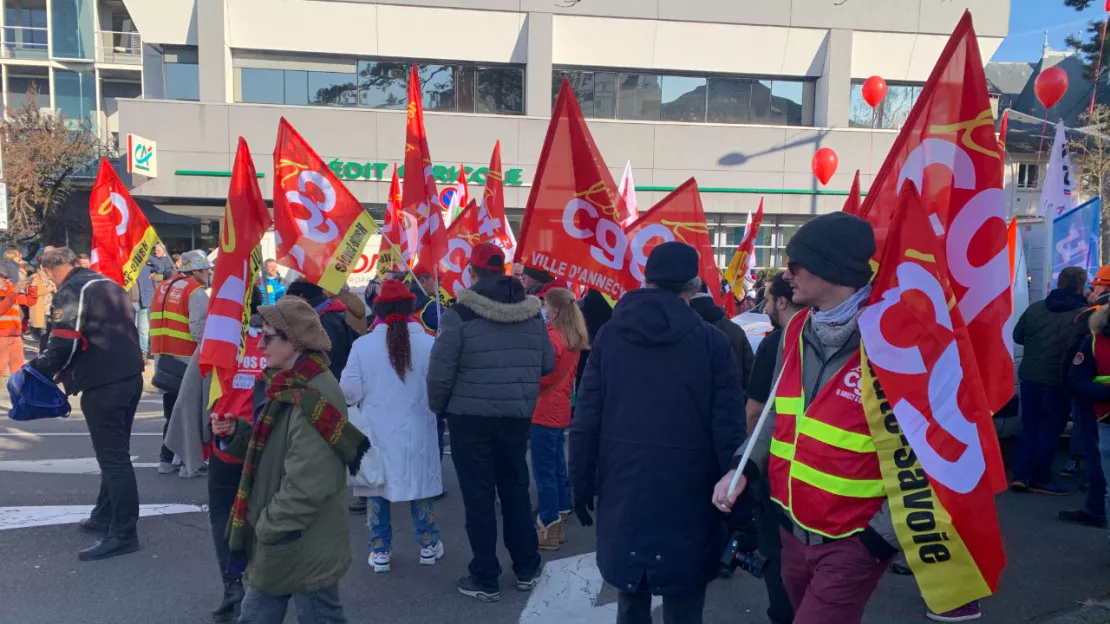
[8,365,71,421]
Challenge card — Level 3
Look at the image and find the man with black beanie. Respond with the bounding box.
[713,212,898,624]
[286,280,356,377]
[520,267,554,296]
[571,241,747,624]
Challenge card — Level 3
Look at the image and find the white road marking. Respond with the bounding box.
[0,456,160,474]
[0,504,205,531]
[519,553,660,624]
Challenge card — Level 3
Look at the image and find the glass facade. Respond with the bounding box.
[848,81,923,129]
[50,0,93,59]
[237,60,524,115]
[6,67,48,110]
[556,69,813,126]
[54,68,95,130]
[164,48,199,101]
[4,2,48,60]
[713,215,806,270]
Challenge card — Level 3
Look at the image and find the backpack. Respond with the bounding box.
[8,365,71,421]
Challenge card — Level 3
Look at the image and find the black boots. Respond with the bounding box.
[212,578,245,623]
[78,536,139,561]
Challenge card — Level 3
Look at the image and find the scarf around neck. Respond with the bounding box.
[812,283,872,327]
[226,352,369,576]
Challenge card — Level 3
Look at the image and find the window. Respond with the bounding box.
[164,47,199,101]
[6,68,48,111]
[557,68,813,126]
[51,0,94,59]
[54,68,96,131]
[1017,163,1041,189]
[713,216,806,271]
[239,68,284,105]
[308,71,356,107]
[849,81,923,129]
[237,59,524,114]
[4,3,48,60]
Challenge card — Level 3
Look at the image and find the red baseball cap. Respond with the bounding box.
[470,243,505,271]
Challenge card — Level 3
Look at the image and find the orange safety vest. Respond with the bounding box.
[150,277,202,357]
[767,308,885,539]
[0,282,23,337]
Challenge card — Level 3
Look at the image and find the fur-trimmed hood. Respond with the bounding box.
[456,277,542,324]
[1091,304,1110,335]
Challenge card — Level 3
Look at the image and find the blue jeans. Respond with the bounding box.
[238,583,346,624]
[1014,381,1070,485]
[368,497,439,554]
[1077,404,1107,517]
[133,302,149,354]
[530,425,570,526]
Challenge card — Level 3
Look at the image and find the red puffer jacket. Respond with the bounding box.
[531,326,580,429]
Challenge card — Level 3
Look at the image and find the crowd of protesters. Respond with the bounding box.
[26,212,1110,624]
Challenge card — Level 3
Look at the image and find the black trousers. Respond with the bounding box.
[160,391,177,463]
[447,414,539,588]
[754,479,794,624]
[82,375,143,539]
[617,578,706,624]
[208,453,244,581]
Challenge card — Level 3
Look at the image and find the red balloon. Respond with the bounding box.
[812,148,838,186]
[861,76,887,108]
[1034,66,1069,110]
[1105,0,1109,12]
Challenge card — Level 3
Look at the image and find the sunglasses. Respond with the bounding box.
[261,330,287,347]
[786,260,801,275]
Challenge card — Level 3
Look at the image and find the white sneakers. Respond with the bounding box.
[420,541,445,566]
[369,551,391,573]
[369,541,444,573]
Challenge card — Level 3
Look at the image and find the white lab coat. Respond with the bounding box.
[340,322,443,502]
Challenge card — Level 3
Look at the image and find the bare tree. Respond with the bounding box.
[0,86,99,244]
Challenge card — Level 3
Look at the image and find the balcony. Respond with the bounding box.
[96,30,140,65]
[2,26,48,60]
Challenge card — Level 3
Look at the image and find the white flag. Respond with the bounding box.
[618,161,639,227]
[1038,122,1075,218]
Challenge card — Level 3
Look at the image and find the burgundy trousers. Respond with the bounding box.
[779,528,890,624]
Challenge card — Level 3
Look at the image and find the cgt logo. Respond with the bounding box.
[127,134,157,178]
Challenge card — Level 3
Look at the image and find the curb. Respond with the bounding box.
[1040,600,1110,624]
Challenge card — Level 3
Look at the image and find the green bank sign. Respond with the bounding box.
[326,160,525,186]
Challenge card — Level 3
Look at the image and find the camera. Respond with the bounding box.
[719,529,768,578]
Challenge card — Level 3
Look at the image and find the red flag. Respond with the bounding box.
[622,178,720,300]
[376,165,417,278]
[723,199,764,299]
[516,79,633,298]
[998,109,1009,160]
[200,138,272,407]
[478,141,516,256]
[437,200,482,299]
[858,11,1013,425]
[859,183,1005,613]
[89,158,158,290]
[402,64,448,265]
[843,170,862,215]
[273,117,378,293]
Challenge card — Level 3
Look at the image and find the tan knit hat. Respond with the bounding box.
[258,296,332,353]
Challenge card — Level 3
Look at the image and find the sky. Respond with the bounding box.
[991,0,1107,62]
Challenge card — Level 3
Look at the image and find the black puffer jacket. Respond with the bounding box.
[1014,288,1092,387]
[690,293,755,391]
[427,276,555,418]
[31,267,144,395]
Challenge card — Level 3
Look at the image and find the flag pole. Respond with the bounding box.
[727,371,783,497]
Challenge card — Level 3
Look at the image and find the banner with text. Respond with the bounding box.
[1051,197,1101,285]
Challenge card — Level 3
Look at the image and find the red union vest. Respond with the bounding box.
[1091,332,1110,422]
[767,308,885,539]
[150,276,203,357]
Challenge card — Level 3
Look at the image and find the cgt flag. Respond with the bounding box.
[516,79,632,299]
[724,199,764,300]
[478,141,517,258]
[376,164,417,279]
[843,170,862,215]
[273,117,378,293]
[89,158,159,290]
[858,11,1013,442]
[859,184,1006,613]
[437,199,481,299]
[622,178,720,301]
[200,138,272,408]
[403,64,448,265]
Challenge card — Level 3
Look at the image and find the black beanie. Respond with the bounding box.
[287,280,326,306]
[522,266,554,284]
[785,212,875,288]
[645,241,699,291]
